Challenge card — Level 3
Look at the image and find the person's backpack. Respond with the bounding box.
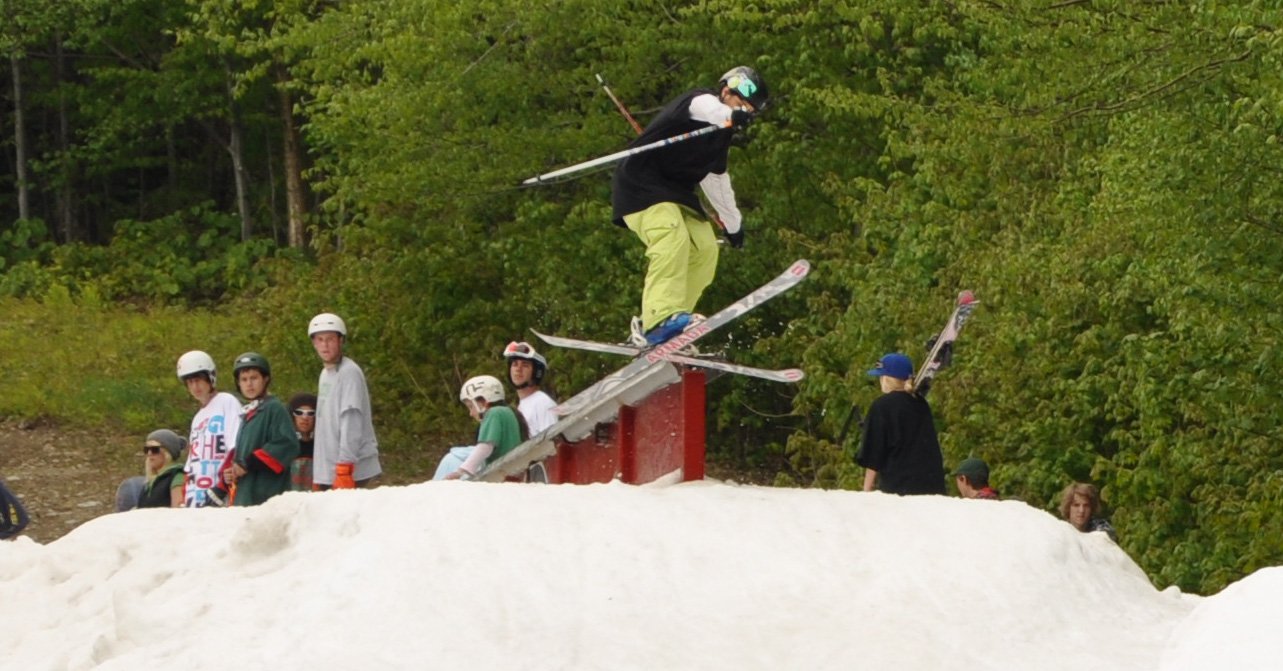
[1,479,31,540]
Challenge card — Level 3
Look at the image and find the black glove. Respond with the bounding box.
[730,109,754,128]
[725,229,745,249]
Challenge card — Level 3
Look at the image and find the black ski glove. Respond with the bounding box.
[730,109,754,128]
[725,229,745,249]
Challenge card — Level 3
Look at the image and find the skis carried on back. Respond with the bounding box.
[913,290,979,398]
[550,259,811,416]
[531,330,804,383]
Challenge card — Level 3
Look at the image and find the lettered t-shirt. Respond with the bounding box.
[184,392,242,507]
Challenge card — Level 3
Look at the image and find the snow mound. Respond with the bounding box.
[0,480,1272,669]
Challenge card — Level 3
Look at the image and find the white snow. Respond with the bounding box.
[1,480,1280,670]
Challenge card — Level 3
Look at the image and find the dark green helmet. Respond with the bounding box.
[233,352,271,378]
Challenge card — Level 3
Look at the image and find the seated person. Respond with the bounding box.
[138,429,187,508]
[433,375,528,481]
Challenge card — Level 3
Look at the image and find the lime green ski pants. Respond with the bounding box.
[623,202,719,331]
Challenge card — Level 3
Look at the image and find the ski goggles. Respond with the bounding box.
[726,75,757,101]
[504,341,534,356]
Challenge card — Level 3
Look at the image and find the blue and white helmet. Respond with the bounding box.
[502,341,547,387]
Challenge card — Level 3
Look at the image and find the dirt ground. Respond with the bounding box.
[1,419,139,544]
[1,417,773,545]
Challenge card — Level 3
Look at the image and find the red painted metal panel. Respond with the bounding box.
[542,366,707,485]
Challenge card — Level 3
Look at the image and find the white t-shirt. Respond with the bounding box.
[518,389,558,436]
[315,357,382,485]
[183,392,242,507]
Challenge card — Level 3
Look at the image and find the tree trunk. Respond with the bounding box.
[224,65,252,241]
[276,64,308,248]
[228,116,252,241]
[10,53,30,221]
[54,34,75,242]
[167,124,177,190]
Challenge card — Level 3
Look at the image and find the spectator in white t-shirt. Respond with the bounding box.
[501,341,558,435]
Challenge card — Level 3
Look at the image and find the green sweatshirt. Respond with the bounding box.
[232,396,300,506]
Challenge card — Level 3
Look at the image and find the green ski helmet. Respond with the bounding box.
[233,352,272,378]
[719,66,769,110]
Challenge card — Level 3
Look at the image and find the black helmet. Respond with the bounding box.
[719,66,769,110]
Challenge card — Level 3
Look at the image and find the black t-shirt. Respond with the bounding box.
[856,391,946,495]
[610,88,735,224]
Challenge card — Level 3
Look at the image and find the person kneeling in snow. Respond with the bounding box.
[433,376,528,481]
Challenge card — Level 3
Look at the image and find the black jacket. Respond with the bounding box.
[611,88,734,225]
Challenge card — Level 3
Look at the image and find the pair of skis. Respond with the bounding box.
[914,290,979,398]
[545,259,810,417]
[531,332,804,384]
[836,290,978,449]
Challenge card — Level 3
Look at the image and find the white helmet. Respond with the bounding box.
[459,375,505,405]
[308,312,347,338]
[176,350,217,386]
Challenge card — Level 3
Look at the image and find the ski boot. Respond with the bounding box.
[643,312,707,352]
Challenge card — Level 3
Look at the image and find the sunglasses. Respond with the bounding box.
[143,445,164,455]
[293,409,316,417]
[727,75,757,100]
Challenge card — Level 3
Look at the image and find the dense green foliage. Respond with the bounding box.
[2,0,1282,594]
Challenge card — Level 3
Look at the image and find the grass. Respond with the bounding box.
[0,293,315,434]
[0,293,453,485]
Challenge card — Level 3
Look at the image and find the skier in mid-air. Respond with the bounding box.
[611,66,769,346]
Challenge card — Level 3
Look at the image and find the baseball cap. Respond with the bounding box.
[951,457,990,480]
[867,353,914,381]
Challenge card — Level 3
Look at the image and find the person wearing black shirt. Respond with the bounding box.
[856,353,946,495]
[611,66,769,346]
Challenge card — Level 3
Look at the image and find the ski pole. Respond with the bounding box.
[836,403,862,449]
[596,73,644,135]
[592,75,729,238]
[522,122,730,185]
